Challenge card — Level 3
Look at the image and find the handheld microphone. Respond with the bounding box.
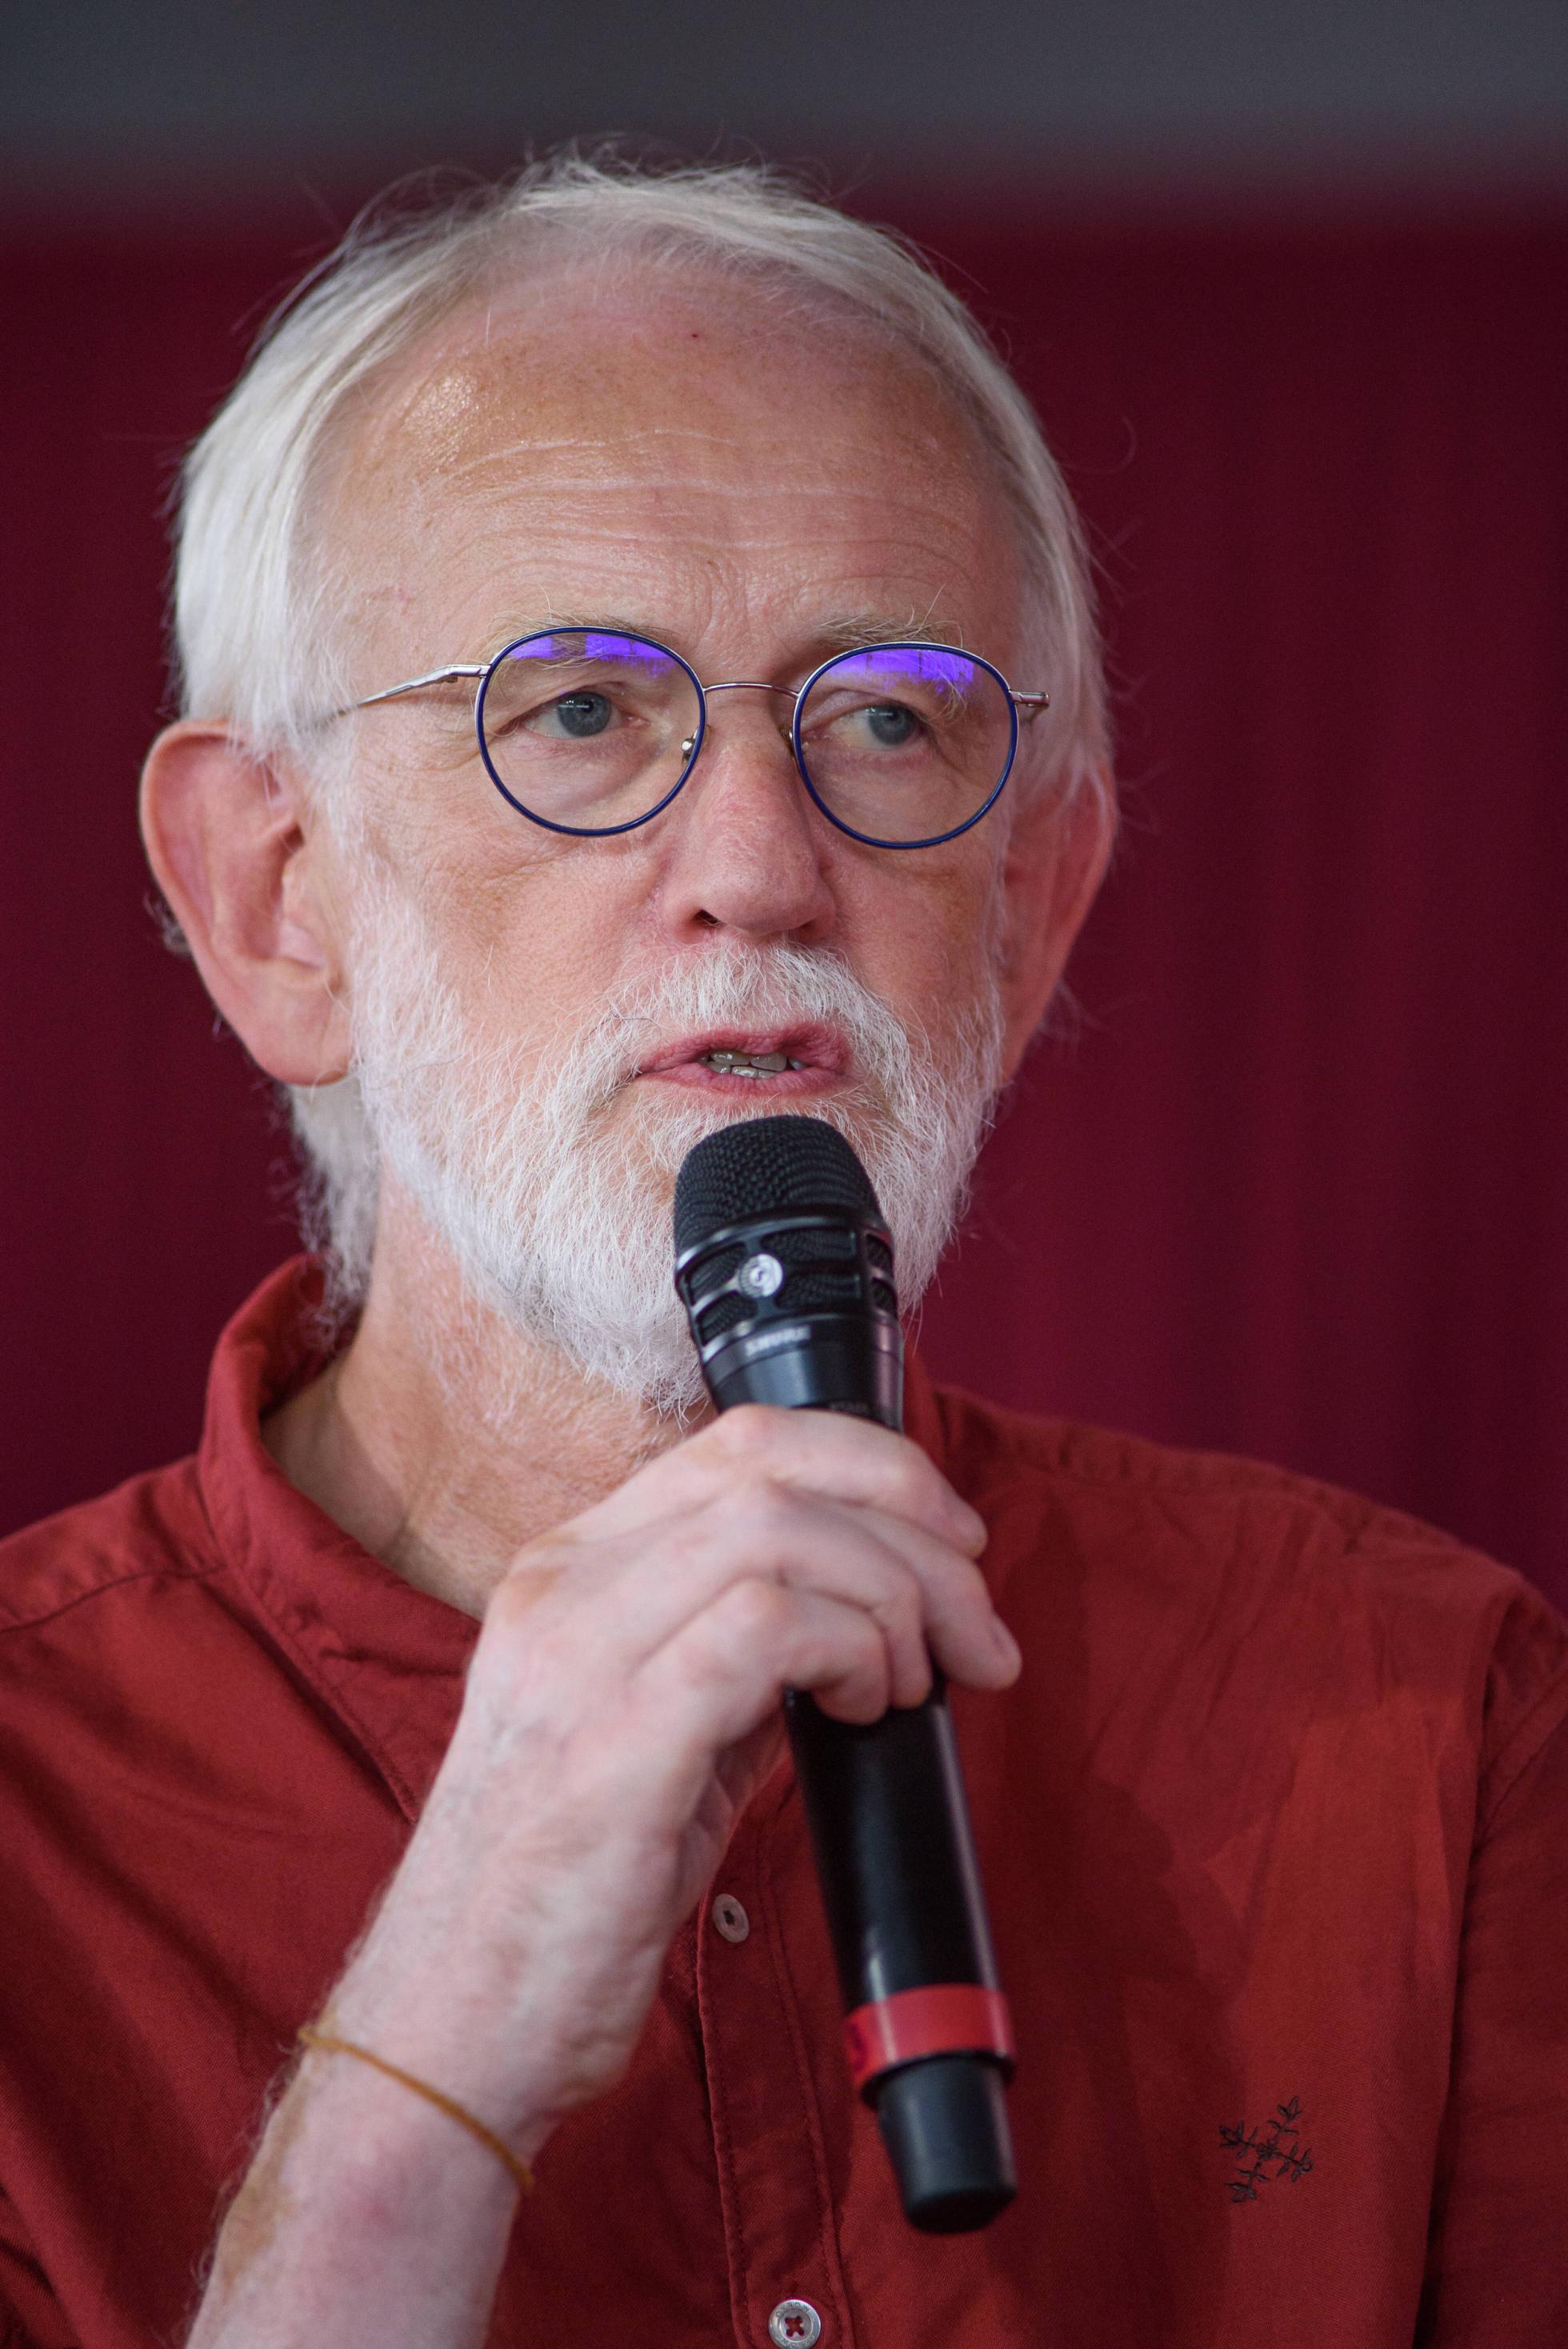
[674,1114,1017,2233]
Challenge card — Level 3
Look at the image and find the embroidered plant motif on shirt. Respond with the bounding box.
[1220,2095,1314,2203]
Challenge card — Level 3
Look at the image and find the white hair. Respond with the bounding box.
[168,151,1110,1317]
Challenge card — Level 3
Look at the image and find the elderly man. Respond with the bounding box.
[0,157,1562,2349]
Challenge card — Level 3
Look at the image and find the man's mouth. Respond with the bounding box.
[694,1047,808,1077]
[637,1026,848,1094]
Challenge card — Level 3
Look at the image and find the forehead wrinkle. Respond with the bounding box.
[338,259,994,500]
[445,431,728,488]
[418,502,991,614]
[447,416,838,470]
[342,326,994,561]
[427,509,990,650]
[350,490,997,675]
[439,490,987,564]
[441,442,963,515]
[374,343,982,512]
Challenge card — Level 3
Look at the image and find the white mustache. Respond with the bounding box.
[438,941,927,1120]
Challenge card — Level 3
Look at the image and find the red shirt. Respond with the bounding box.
[2,1259,1565,2348]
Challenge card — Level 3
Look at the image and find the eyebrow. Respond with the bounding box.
[812,610,962,656]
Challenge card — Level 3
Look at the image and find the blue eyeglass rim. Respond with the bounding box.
[791,641,1021,851]
[474,631,708,838]
[471,630,1022,850]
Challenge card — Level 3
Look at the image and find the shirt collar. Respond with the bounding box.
[197,1257,475,1816]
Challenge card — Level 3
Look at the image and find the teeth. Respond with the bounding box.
[701,1049,794,1074]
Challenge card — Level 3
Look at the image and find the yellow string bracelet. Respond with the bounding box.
[297,2023,534,2195]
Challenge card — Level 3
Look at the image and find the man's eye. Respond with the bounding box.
[857,701,922,747]
[530,691,617,739]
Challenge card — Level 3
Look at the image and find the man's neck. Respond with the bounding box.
[262,1215,692,1619]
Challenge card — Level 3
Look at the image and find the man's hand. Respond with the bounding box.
[192,1407,1018,2349]
[330,1403,1017,2138]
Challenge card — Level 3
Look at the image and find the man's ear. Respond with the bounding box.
[139,721,354,1086]
[994,770,1115,1081]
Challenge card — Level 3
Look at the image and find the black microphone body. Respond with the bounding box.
[674,1115,1017,2234]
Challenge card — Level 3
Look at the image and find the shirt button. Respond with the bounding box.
[711,1893,750,1944]
[768,2301,822,2346]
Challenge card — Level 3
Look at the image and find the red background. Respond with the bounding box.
[2,197,1563,1603]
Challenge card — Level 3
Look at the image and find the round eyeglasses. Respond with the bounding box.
[350,629,1051,850]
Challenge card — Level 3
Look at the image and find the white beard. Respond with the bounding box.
[314,879,1006,1417]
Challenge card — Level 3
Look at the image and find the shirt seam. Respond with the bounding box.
[210,1549,426,1819]
[198,1411,430,1819]
[760,1787,859,2349]
[694,1871,757,2346]
[0,1552,224,1641]
[0,1471,422,1821]
[1477,1670,1568,1835]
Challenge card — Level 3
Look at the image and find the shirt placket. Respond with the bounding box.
[696,1771,858,2349]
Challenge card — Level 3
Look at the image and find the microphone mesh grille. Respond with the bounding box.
[674,1114,882,1255]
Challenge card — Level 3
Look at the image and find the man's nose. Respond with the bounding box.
[654,687,837,942]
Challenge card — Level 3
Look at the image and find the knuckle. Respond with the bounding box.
[896,1446,949,1511]
[850,1614,888,1673]
[716,1575,791,1647]
[922,1545,989,1611]
[830,1631,892,1719]
[725,1474,794,1543]
[886,1583,926,1644]
[707,1405,786,1463]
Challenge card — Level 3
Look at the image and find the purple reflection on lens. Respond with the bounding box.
[506,631,676,672]
[583,630,675,670]
[846,646,976,690]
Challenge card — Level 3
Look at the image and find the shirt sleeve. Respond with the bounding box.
[1418,1698,1568,2344]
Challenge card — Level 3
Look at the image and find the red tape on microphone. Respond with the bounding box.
[843,1983,1016,2094]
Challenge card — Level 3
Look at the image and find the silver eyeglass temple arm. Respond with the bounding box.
[350,664,489,711]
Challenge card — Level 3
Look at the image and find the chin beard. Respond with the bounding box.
[340,889,1005,1415]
